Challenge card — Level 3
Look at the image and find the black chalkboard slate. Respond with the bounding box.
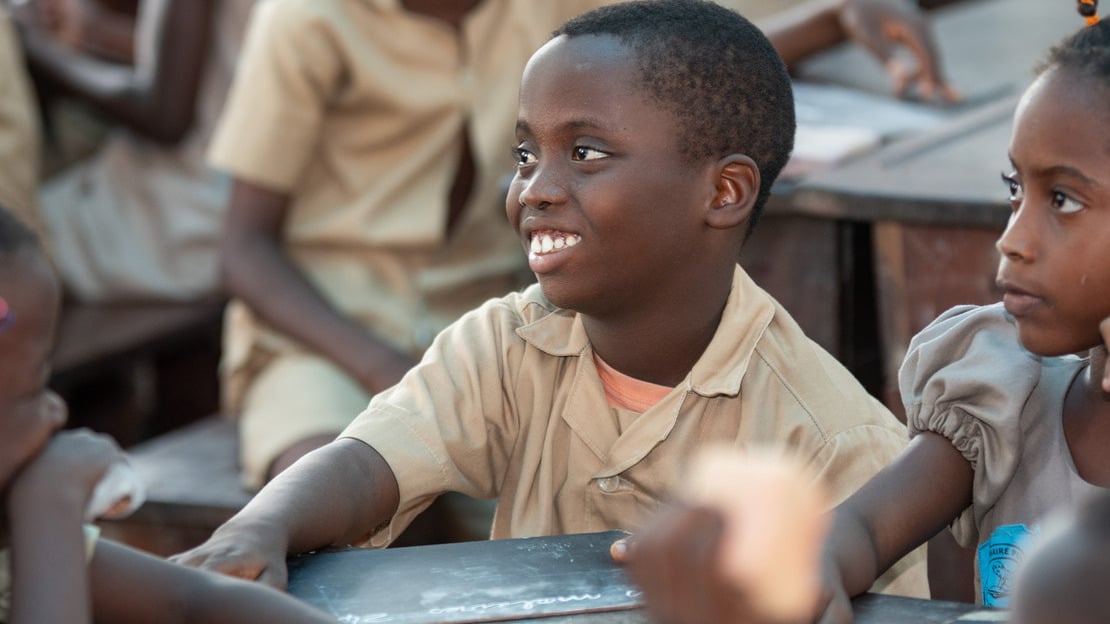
[286,530,642,623]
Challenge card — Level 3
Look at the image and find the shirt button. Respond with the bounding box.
[598,476,621,493]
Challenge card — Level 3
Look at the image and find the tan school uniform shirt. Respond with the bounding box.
[0,9,42,234]
[342,266,927,597]
[208,0,804,411]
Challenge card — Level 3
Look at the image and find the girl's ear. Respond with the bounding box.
[706,154,760,230]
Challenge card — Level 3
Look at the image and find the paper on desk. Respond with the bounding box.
[782,81,952,179]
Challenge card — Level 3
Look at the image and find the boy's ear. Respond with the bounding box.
[706,154,759,230]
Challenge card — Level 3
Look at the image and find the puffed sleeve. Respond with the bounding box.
[898,303,1042,547]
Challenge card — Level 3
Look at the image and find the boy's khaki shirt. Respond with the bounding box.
[0,10,41,233]
[342,266,926,597]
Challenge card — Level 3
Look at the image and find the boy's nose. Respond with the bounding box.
[517,164,569,211]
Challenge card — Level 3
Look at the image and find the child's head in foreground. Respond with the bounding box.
[506,0,794,314]
[998,16,1110,357]
[1010,492,1110,624]
[0,205,59,418]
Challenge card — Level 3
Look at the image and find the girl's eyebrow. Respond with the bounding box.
[1030,164,1100,187]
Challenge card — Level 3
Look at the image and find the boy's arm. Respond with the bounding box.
[90,540,336,623]
[172,438,400,589]
[759,0,958,102]
[16,0,214,144]
[221,180,417,394]
[6,429,122,624]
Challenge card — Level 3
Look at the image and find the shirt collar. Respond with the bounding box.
[515,266,776,397]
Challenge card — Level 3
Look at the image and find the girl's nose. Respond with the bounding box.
[996,205,1036,263]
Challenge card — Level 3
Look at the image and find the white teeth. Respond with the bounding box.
[529,233,581,256]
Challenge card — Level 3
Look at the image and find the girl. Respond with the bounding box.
[0,206,337,623]
[618,4,1110,622]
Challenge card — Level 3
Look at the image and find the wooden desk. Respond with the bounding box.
[285,532,1005,624]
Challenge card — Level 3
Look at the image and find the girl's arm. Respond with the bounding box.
[89,540,336,624]
[820,432,973,620]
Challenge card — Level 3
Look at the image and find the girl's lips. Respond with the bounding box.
[1002,289,1043,317]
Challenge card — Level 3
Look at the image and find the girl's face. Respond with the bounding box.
[997,67,1110,357]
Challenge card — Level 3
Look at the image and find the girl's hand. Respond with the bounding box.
[1100,317,1110,392]
[0,389,67,487]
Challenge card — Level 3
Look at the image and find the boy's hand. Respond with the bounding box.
[0,389,67,486]
[838,0,961,103]
[171,519,291,590]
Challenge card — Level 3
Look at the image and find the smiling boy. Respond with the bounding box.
[177,0,924,598]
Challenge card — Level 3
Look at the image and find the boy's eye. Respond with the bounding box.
[1001,172,1023,206]
[572,146,608,161]
[511,146,537,167]
[1051,190,1084,215]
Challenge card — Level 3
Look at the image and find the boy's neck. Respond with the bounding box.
[583,287,730,388]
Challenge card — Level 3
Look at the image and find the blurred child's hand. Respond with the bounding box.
[1100,317,1110,392]
[171,519,291,590]
[23,0,100,51]
[838,0,961,104]
[0,389,66,486]
[614,505,775,624]
[7,428,122,515]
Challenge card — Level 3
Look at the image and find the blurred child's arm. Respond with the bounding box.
[6,429,122,624]
[221,179,417,395]
[90,540,336,623]
[173,438,400,589]
[16,0,214,144]
[759,0,959,103]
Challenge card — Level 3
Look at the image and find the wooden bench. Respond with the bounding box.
[51,300,224,445]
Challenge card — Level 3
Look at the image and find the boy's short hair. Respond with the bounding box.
[553,0,796,227]
[0,204,39,258]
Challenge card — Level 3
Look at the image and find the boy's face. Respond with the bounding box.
[996,68,1110,356]
[0,249,64,486]
[506,34,718,316]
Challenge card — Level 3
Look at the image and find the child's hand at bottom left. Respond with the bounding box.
[7,428,124,518]
[0,390,67,488]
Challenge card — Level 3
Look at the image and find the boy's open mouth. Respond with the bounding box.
[529,231,581,256]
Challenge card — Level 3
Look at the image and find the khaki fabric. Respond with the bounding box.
[342,266,927,597]
[0,10,42,235]
[39,0,255,302]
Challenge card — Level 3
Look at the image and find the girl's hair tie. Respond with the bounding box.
[1079,0,1100,26]
[0,296,12,332]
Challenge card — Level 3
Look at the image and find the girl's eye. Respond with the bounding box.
[1001,172,1023,205]
[512,146,537,167]
[572,146,607,161]
[1051,190,1084,215]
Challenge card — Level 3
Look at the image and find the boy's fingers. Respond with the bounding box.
[609,536,635,563]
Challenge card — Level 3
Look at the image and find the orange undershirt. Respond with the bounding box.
[593,353,673,413]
